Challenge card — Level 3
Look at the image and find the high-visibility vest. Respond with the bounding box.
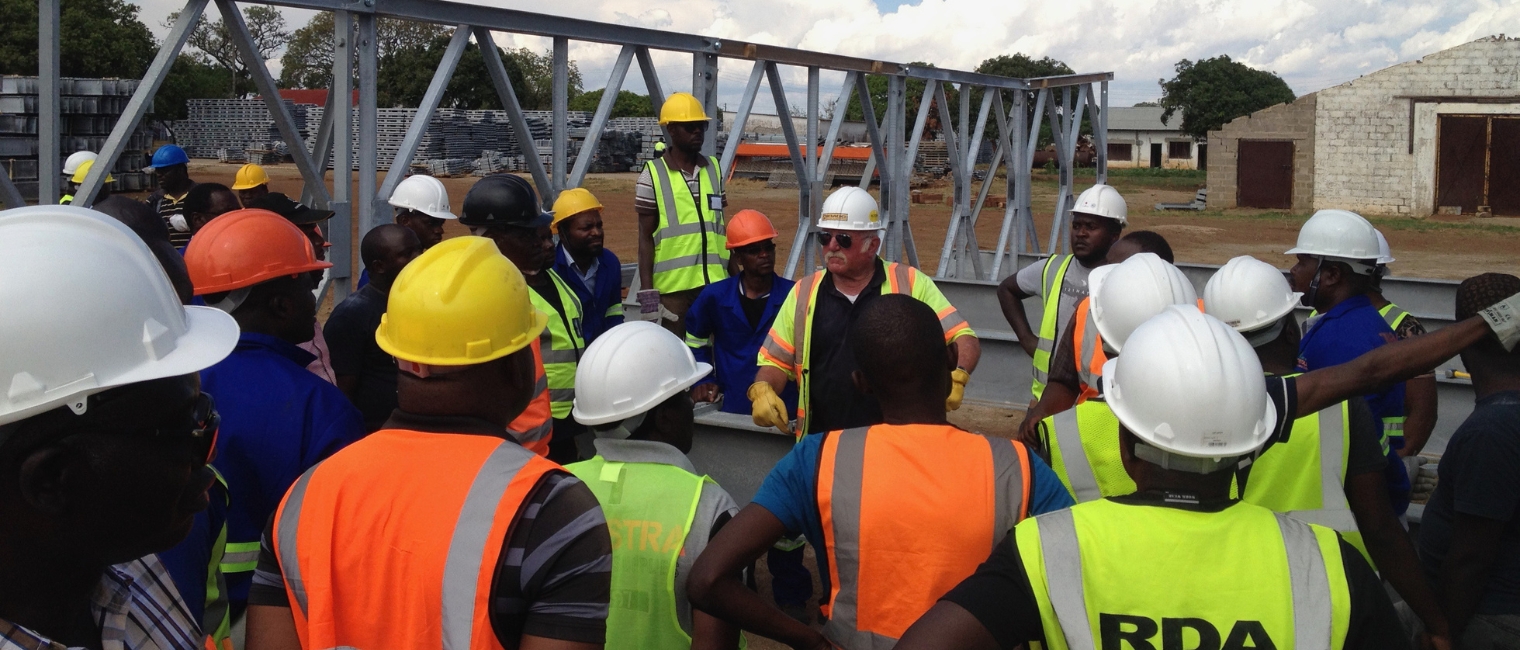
[566,455,714,650]
[272,429,558,650]
[1041,399,1135,503]
[1378,303,1410,445]
[645,156,728,293]
[1070,296,1106,404]
[757,263,972,436]
[60,194,74,204]
[203,468,232,650]
[530,269,586,419]
[506,338,553,457]
[1032,255,1076,400]
[1239,398,1370,563]
[1016,499,1352,650]
[816,424,1031,648]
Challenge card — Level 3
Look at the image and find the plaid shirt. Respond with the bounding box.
[0,554,201,650]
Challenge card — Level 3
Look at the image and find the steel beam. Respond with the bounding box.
[358,13,379,235]
[303,88,338,208]
[0,166,24,209]
[764,62,809,230]
[695,53,719,157]
[717,61,766,177]
[39,0,60,204]
[476,27,555,203]
[376,24,470,208]
[217,0,332,208]
[551,36,569,195]
[75,0,207,206]
[329,10,354,301]
[568,45,635,187]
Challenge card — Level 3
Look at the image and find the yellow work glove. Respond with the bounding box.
[748,381,792,435]
[947,368,971,411]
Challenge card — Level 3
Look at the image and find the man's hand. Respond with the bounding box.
[748,382,791,435]
[691,383,721,403]
[946,368,970,411]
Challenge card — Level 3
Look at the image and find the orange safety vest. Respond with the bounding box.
[1070,297,1203,404]
[271,428,558,650]
[507,339,553,457]
[816,424,1032,648]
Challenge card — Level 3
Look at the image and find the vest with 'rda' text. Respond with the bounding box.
[272,429,558,650]
[645,156,728,293]
[817,424,1032,649]
[1016,499,1352,650]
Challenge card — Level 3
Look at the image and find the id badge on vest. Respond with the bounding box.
[707,193,724,212]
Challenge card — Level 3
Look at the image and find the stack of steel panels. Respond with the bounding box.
[173,99,311,160]
[0,76,157,201]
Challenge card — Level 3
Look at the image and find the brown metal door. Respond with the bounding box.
[1236,140,1294,209]
[1489,117,1520,215]
[1436,116,1487,214]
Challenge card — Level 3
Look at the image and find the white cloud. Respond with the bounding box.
[129,0,1517,111]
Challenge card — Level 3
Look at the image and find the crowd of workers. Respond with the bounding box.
[5,90,1520,650]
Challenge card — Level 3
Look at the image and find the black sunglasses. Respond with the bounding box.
[8,389,221,465]
[735,241,776,255]
[816,232,854,249]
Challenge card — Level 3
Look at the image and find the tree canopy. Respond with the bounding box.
[569,88,653,118]
[373,35,582,110]
[1159,55,1295,139]
[166,5,290,98]
[0,0,155,78]
[279,12,448,89]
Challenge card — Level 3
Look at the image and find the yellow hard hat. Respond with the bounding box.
[659,92,711,125]
[376,236,548,367]
[231,163,269,190]
[551,188,603,227]
[71,159,113,184]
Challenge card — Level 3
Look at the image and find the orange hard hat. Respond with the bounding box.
[185,209,333,295]
[725,209,779,249]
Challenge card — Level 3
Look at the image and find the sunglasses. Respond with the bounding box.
[12,390,222,465]
[816,232,854,249]
[734,241,776,255]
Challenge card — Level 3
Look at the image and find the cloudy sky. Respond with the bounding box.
[130,0,1519,113]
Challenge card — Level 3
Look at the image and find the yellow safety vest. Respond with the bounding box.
[531,270,586,419]
[1016,499,1352,650]
[646,156,728,293]
[1032,255,1075,400]
[1239,398,1370,564]
[757,261,973,436]
[1041,399,1135,503]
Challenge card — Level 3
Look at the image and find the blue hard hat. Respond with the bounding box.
[146,144,190,170]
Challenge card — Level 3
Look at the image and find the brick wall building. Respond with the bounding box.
[1208,36,1520,216]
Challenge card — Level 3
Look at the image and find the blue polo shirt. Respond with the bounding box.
[553,245,624,344]
[1297,293,1410,512]
[198,331,366,611]
[752,427,1073,598]
[686,274,798,416]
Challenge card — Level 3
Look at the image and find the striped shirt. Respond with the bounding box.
[634,156,712,214]
[0,555,201,650]
[148,190,192,249]
[247,411,613,646]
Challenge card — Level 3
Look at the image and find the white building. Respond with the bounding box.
[1105,106,1202,169]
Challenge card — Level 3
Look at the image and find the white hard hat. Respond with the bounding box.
[1088,252,1197,353]
[1072,183,1127,224]
[1104,305,1276,460]
[0,206,240,426]
[1374,229,1394,265]
[817,186,883,232]
[1285,209,1379,263]
[1204,256,1302,340]
[571,321,712,428]
[62,151,97,176]
[388,175,458,220]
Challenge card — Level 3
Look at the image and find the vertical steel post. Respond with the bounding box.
[694,53,719,157]
[39,0,61,204]
[1096,81,1109,184]
[358,13,379,235]
[329,10,354,301]
[803,66,819,258]
[551,36,569,196]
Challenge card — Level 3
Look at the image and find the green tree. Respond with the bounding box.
[1159,55,1295,139]
[167,5,290,97]
[279,12,448,89]
[155,54,232,119]
[0,0,155,77]
[1132,100,1160,107]
[569,88,652,117]
[376,36,581,110]
[844,63,957,138]
[975,53,1072,80]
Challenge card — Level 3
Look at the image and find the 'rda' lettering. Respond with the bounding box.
[1099,613,1276,650]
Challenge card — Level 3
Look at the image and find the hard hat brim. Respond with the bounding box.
[230,180,266,191]
[571,361,713,426]
[379,310,548,368]
[420,207,459,221]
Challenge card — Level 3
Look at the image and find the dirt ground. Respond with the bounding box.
[180,161,1520,284]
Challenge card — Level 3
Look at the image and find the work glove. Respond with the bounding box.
[1480,291,1520,351]
[748,381,792,436]
[637,289,661,314]
[946,368,971,411]
[1405,456,1438,502]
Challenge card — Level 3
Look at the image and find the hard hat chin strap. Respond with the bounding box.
[1133,441,1239,475]
[208,287,252,314]
[591,412,646,439]
[1242,317,1290,348]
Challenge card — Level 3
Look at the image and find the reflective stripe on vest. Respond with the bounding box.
[1071,297,1106,403]
[1241,401,1367,561]
[817,424,1030,647]
[1027,502,1349,650]
[647,156,728,293]
[203,468,232,648]
[566,456,713,648]
[1379,303,1409,331]
[531,270,585,419]
[1032,255,1075,399]
[1044,400,1134,503]
[507,345,554,458]
[1378,303,1410,444]
[272,430,557,649]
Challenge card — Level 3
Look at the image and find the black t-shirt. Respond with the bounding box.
[323,283,396,431]
[738,290,767,330]
[803,261,888,434]
[941,492,1411,650]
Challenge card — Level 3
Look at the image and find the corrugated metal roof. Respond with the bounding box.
[1106,106,1178,131]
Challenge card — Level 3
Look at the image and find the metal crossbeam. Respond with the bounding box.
[0,167,24,209]
[568,45,635,188]
[476,26,554,205]
[376,25,470,210]
[717,61,766,176]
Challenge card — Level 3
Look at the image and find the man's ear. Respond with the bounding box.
[851,369,872,396]
[18,446,77,516]
[1319,262,1345,288]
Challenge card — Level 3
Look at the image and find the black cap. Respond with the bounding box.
[460,174,551,229]
[248,192,333,225]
